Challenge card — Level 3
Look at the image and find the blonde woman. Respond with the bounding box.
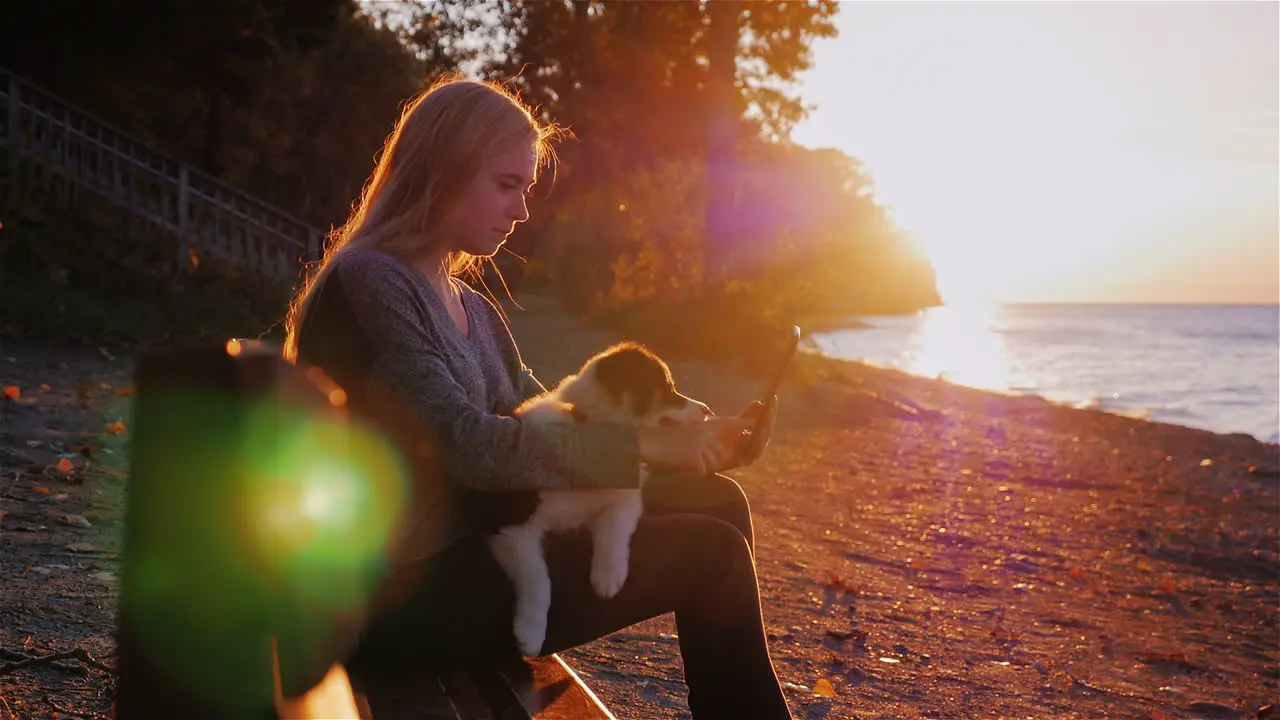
[286,76,793,719]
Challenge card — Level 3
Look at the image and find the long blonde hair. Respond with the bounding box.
[283,74,563,361]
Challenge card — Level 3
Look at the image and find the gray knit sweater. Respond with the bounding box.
[297,248,642,502]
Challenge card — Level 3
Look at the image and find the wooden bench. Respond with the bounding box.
[274,653,614,719]
[113,341,614,720]
[340,654,613,719]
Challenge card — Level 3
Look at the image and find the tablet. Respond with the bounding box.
[742,325,800,457]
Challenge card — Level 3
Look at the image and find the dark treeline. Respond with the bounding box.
[1,1,939,359]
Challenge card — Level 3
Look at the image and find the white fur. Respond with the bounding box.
[493,350,708,656]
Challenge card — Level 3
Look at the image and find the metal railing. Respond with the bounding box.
[0,67,324,281]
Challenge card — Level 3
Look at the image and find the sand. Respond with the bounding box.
[0,296,1276,719]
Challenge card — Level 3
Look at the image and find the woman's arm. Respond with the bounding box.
[338,252,641,493]
[470,279,756,476]
[471,291,549,404]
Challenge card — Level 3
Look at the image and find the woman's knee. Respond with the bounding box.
[645,472,756,552]
[674,514,754,577]
[704,473,749,506]
[706,474,754,550]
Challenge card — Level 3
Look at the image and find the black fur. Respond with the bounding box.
[458,489,543,536]
[590,343,684,416]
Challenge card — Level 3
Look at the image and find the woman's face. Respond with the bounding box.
[437,141,536,258]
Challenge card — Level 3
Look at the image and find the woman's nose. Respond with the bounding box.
[511,195,530,223]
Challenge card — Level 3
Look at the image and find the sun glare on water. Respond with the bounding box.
[903,303,1021,394]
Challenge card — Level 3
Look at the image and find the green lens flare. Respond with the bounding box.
[122,385,412,712]
[235,399,409,614]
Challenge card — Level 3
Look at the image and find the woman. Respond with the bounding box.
[285,75,794,719]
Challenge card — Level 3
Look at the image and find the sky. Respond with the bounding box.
[791,1,1279,305]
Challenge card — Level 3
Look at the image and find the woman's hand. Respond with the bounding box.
[637,417,754,475]
[735,396,778,467]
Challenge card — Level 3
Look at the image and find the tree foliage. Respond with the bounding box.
[2,0,939,356]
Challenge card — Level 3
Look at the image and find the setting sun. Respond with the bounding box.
[794,2,1279,306]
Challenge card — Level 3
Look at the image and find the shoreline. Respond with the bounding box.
[796,347,1280,447]
[0,301,1277,719]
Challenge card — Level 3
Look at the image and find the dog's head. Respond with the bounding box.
[556,342,711,426]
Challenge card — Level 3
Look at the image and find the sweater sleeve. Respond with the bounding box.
[471,291,550,405]
[336,252,642,492]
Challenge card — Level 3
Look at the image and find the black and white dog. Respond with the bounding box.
[480,342,711,656]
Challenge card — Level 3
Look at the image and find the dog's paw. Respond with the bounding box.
[590,558,629,599]
[513,614,547,657]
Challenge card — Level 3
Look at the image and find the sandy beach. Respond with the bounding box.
[0,296,1276,719]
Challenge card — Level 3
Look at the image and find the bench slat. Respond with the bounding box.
[355,655,614,720]
[439,671,503,719]
[505,656,617,720]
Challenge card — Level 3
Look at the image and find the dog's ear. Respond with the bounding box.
[590,343,672,415]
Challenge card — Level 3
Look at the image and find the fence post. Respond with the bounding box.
[177,166,190,272]
[309,229,324,266]
[1,66,326,284]
[5,72,20,208]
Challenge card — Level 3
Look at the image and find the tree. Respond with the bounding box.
[463,0,841,299]
[5,0,940,349]
[705,0,745,285]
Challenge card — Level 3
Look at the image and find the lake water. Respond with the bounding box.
[811,304,1280,444]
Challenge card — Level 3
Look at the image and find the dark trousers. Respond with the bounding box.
[346,473,793,720]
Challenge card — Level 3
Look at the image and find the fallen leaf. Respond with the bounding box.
[1139,651,1188,663]
[1137,650,1199,673]
[40,383,51,392]
[59,514,92,528]
[812,678,836,697]
[3,385,19,399]
[99,382,112,390]
[104,419,127,436]
[56,458,74,473]
[824,629,868,645]
[74,378,94,406]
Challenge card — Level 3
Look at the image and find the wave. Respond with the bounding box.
[817,351,1276,443]
[811,305,1279,445]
